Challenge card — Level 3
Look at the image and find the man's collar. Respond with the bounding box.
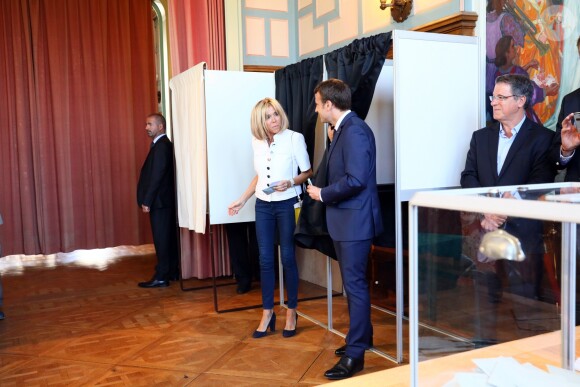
[153,133,167,143]
[499,115,526,137]
[334,110,351,131]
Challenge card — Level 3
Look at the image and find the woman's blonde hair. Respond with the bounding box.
[250,97,289,140]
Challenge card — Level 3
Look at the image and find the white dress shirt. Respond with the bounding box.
[497,116,525,175]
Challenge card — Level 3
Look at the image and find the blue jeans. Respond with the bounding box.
[255,198,299,309]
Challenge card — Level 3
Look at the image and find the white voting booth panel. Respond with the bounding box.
[394,31,479,200]
[393,30,479,366]
[365,60,395,185]
[354,32,479,192]
[205,70,274,225]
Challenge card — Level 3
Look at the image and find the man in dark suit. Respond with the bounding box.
[461,74,555,306]
[307,79,383,380]
[137,113,179,288]
[549,37,580,179]
[462,74,555,190]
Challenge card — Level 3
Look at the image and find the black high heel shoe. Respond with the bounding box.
[282,312,298,338]
[252,312,276,338]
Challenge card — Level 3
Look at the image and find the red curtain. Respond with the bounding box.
[168,0,228,279]
[0,0,157,255]
[169,0,226,72]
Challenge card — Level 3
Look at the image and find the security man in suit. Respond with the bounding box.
[137,113,179,288]
[549,36,580,179]
[307,79,383,380]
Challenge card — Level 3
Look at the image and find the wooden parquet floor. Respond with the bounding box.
[0,246,400,386]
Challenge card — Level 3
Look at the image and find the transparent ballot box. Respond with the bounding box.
[408,183,580,386]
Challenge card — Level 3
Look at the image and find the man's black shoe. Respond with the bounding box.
[138,279,169,288]
[324,356,364,380]
[334,344,347,356]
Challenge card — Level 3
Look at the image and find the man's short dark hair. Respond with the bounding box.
[577,35,580,47]
[148,113,166,129]
[314,79,352,111]
[495,74,534,109]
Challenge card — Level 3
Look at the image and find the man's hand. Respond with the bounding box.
[561,112,580,156]
[307,184,322,201]
[480,213,507,231]
[141,205,150,213]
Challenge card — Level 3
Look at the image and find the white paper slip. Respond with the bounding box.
[547,364,580,384]
[472,357,500,376]
[262,181,282,195]
[486,356,522,387]
[453,372,488,387]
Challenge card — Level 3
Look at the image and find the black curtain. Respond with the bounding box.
[325,32,392,120]
[275,56,323,163]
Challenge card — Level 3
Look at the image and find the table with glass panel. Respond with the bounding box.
[407,182,580,386]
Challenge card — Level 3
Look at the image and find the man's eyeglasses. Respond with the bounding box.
[489,94,520,102]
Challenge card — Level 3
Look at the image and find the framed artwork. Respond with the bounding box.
[485,0,573,127]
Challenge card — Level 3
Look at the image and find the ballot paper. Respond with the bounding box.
[262,181,282,195]
[442,356,579,386]
[442,372,488,387]
[547,364,580,384]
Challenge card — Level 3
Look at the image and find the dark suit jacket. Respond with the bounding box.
[549,87,580,180]
[322,112,383,242]
[137,135,176,210]
[460,117,555,253]
[461,118,555,188]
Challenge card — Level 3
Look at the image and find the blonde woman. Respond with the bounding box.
[228,98,312,338]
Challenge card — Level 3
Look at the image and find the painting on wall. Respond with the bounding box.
[486,0,569,126]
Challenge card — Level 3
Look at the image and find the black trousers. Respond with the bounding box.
[226,222,259,285]
[150,207,179,280]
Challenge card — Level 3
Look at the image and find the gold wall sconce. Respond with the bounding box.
[380,0,413,23]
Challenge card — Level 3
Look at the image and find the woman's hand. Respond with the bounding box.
[228,199,245,216]
[273,180,292,192]
[229,175,257,215]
